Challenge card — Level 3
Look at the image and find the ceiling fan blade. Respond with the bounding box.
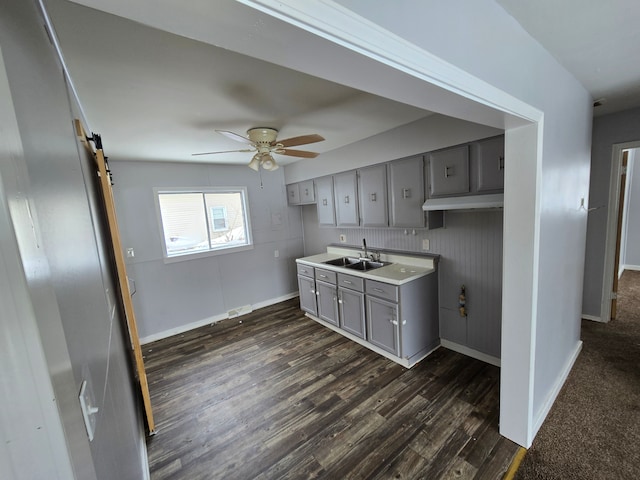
[192,149,254,156]
[215,129,255,145]
[276,134,325,148]
[278,149,319,158]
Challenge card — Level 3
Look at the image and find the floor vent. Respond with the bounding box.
[227,305,252,319]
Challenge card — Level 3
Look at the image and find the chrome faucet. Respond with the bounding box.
[362,238,369,260]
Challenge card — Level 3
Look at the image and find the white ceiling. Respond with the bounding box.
[47,0,640,167]
[497,0,640,116]
[46,0,431,166]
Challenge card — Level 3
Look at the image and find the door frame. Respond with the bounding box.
[600,141,640,322]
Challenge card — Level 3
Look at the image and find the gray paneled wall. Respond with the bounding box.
[109,160,305,341]
[302,206,504,356]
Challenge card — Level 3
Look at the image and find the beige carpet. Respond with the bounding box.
[515,270,640,479]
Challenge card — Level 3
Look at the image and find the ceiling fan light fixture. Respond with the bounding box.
[248,154,261,171]
[261,154,278,171]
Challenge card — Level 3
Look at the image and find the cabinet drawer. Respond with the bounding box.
[296,263,314,278]
[337,273,364,292]
[366,279,398,303]
[315,268,337,284]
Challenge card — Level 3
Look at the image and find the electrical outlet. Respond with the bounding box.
[339,234,347,243]
[274,249,279,258]
[422,239,430,250]
[126,247,135,258]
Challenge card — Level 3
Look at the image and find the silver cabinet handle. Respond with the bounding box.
[373,287,384,293]
[322,198,328,206]
[343,280,352,285]
[344,195,350,204]
[319,274,327,278]
[499,156,505,171]
[338,298,343,304]
[445,166,453,178]
[310,289,315,294]
[389,319,398,326]
[402,188,411,199]
[304,188,309,196]
[402,320,407,325]
[370,192,377,202]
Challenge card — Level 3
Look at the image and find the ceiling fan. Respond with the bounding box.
[193,127,325,171]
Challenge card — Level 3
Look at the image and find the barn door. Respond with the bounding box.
[75,120,155,433]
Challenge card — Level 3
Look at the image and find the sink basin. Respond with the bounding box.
[345,260,389,271]
[323,256,361,267]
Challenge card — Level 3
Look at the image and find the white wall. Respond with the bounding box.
[285,114,501,183]
[109,160,304,342]
[300,0,592,446]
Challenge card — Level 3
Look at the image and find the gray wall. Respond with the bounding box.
[109,160,304,341]
[622,149,640,268]
[0,0,147,478]
[583,107,640,317]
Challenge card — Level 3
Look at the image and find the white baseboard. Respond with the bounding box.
[622,264,640,272]
[581,314,604,323]
[440,339,501,367]
[140,292,299,344]
[532,340,583,437]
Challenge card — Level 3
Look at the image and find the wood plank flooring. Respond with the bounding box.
[144,298,518,479]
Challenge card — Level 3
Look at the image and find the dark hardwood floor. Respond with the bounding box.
[144,298,518,479]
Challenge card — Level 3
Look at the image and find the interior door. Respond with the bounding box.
[75,120,155,433]
[611,150,629,320]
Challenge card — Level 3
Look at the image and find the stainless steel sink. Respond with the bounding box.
[345,260,389,271]
[324,256,390,271]
[323,256,361,267]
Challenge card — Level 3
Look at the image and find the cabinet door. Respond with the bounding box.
[389,156,425,228]
[366,296,399,356]
[287,184,300,205]
[297,275,317,316]
[334,171,359,226]
[476,136,505,192]
[299,180,316,203]
[428,145,470,196]
[315,176,336,226]
[316,281,339,326]
[358,164,388,227]
[338,288,366,339]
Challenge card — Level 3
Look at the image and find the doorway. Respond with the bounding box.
[602,144,640,322]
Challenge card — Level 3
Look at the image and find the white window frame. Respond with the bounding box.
[154,186,253,263]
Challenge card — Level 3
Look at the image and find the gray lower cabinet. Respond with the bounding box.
[334,171,359,226]
[315,176,336,226]
[366,296,399,355]
[337,272,366,339]
[358,164,388,227]
[316,280,339,326]
[428,144,470,197]
[297,274,317,316]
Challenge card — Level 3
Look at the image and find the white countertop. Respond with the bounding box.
[296,247,437,286]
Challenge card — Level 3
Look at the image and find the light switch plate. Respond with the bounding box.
[422,239,430,250]
[79,379,99,441]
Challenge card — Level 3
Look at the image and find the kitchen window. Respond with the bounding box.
[155,187,252,260]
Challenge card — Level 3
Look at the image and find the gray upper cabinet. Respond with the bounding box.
[287,180,315,205]
[428,145,470,197]
[475,136,505,192]
[299,180,315,203]
[358,164,388,227]
[287,183,301,205]
[315,176,336,226]
[389,155,426,228]
[334,171,359,227]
